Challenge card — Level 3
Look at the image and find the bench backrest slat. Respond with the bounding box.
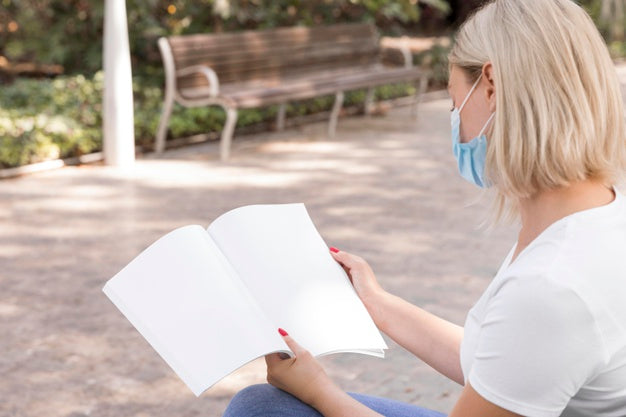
[167,23,380,88]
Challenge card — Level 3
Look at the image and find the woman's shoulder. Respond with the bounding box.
[492,231,626,355]
[504,188,626,292]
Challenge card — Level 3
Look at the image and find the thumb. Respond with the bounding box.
[265,352,286,368]
[278,328,307,356]
[330,248,360,269]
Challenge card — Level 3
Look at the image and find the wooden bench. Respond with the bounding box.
[156,23,429,160]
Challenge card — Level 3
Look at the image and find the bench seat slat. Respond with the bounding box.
[179,66,423,107]
[172,41,379,70]
[168,23,377,50]
[179,65,384,98]
[170,34,377,56]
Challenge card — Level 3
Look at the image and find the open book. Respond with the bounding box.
[103,203,387,396]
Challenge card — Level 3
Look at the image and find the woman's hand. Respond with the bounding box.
[329,248,388,323]
[265,329,339,408]
[265,329,385,417]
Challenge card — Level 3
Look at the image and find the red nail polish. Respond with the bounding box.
[278,328,288,336]
[330,247,339,253]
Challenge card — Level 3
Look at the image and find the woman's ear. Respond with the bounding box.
[482,62,496,113]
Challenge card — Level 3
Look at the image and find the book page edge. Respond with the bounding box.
[316,348,386,359]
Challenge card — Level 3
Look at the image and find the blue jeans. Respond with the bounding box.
[223,384,447,417]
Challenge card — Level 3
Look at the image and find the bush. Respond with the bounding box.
[414,39,452,87]
[0,70,423,168]
[0,74,103,168]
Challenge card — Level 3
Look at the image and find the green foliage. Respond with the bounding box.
[0,74,103,168]
[414,39,451,86]
[0,114,60,168]
[1,0,104,75]
[578,0,626,58]
[0,70,422,168]
[1,0,451,76]
[0,111,101,168]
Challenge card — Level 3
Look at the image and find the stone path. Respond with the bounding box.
[5,77,622,416]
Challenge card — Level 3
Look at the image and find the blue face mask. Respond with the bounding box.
[451,74,495,188]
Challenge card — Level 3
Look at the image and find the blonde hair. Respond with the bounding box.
[449,0,626,222]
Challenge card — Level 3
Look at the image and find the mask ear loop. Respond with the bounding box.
[478,112,496,136]
[458,73,483,113]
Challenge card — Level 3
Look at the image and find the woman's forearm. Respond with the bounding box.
[369,291,465,385]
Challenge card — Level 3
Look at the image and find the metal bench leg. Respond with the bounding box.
[220,106,238,161]
[276,103,286,131]
[155,89,175,153]
[364,87,375,116]
[411,73,429,119]
[328,91,344,138]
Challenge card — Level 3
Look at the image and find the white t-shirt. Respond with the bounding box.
[460,188,626,417]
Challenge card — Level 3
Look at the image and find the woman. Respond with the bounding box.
[223,0,626,416]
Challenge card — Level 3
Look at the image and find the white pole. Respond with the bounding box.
[103,0,135,166]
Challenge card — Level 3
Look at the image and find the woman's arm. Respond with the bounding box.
[376,291,465,384]
[449,383,523,417]
[330,249,465,385]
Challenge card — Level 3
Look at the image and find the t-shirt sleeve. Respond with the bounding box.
[467,276,606,417]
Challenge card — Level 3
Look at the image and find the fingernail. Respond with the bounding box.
[278,328,288,336]
[330,247,339,253]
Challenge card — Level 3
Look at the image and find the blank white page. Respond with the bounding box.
[103,225,287,396]
[207,204,387,357]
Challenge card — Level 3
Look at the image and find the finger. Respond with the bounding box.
[278,328,307,356]
[336,261,353,283]
[330,250,358,284]
[340,264,352,279]
[330,248,360,269]
[265,353,284,368]
[330,248,346,266]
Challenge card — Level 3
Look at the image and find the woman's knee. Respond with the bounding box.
[222,384,321,417]
[223,384,274,417]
